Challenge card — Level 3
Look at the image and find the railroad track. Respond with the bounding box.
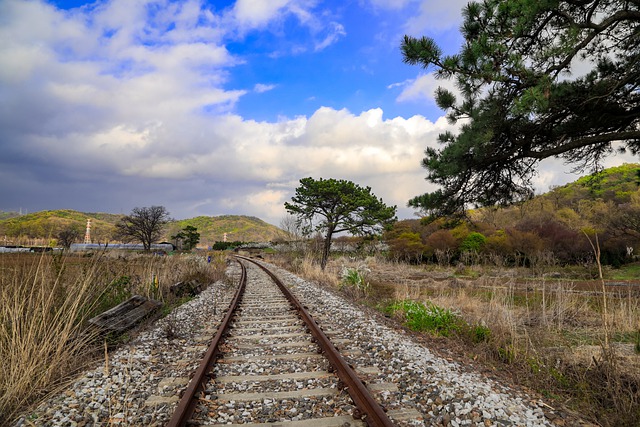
[16,257,557,426]
[167,257,416,426]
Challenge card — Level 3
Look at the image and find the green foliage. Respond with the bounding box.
[387,300,458,336]
[339,267,370,296]
[402,0,640,216]
[459,232,486,253]
[471,323,491,343]
[285,177,396,269]
[172,225,200,251]
[386,228,429,263]
[612,264,640,280]
[497,345,516,364]
[383,164,640,267]
[211,241,245,250]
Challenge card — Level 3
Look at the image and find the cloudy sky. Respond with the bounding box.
[0,0,635,226]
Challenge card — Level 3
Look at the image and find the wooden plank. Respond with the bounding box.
[89,295,161,332]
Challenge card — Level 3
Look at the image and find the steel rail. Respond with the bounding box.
[166,260,247,427]
[239,256,395,427]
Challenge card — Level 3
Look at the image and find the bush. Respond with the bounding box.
[388,300,459,336]
[339,267,370,296]
[459,232,486,253]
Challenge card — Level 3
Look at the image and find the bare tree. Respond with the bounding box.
[116,206,171,251]
[57,226,81,249]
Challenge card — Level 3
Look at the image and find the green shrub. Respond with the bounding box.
[459,232,486,253]
[388,300,458,336]
[471,323,491,343]
[93,275,132,315]
[339,267,370,296]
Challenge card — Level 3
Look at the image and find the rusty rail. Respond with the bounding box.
[166,260,247,427]
[240,256,395,427]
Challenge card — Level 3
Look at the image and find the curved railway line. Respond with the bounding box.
[16,256,562,427]
[168,257,411,426]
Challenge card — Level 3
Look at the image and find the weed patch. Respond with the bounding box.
[339,266,370,297]
[387,300,459,336]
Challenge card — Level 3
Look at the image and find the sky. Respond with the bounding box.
[0,0,636,226]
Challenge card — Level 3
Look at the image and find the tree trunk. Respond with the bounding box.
[320,230,334,270]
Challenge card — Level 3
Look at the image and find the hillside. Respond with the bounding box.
[543,163,640,207]
[0,210,282,247]
[466,163,640,225]
[0,211,21,221]
[386,163,640,266]
[0,210,120,244]
[166,215,283,247]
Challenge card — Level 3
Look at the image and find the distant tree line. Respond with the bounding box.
[385,182,640,268]
[211,241,246,251]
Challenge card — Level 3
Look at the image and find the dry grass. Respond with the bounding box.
[286,254,339,288]
[0,251,228,424]
[0,254,103,423]
[273,253,640,426]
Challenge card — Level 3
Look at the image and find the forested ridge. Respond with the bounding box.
[386,163,640,267]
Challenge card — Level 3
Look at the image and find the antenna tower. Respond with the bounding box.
[84,219,92,244]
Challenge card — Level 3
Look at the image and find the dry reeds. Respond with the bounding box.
[0,253,103,423]
[290,254,339,288]
[0,251,228,423]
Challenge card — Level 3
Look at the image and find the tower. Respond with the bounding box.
[84,219,92,244]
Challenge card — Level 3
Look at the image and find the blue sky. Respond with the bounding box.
[0,0,634,226]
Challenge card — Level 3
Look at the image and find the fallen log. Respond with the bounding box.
[89,295,162,333]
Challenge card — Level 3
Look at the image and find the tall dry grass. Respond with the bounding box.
[0,253,104,423]
[287,254,339,288]
[0,251,227,424]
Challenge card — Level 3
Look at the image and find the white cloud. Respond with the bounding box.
[229,0,320,33]
[314,22,346,51]
[366,0,414,10]
[404,0,468,35]
[231,0,292,28]
[254,83,276,93]
[394,73,459,105]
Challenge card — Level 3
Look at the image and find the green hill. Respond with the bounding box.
[466,163,640,223]
[166,215,283,247]
[0,210,282,247]
[0,210,120,244]
[0,211,21,221]
[543,163,640,208]
[385,164,640,265]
